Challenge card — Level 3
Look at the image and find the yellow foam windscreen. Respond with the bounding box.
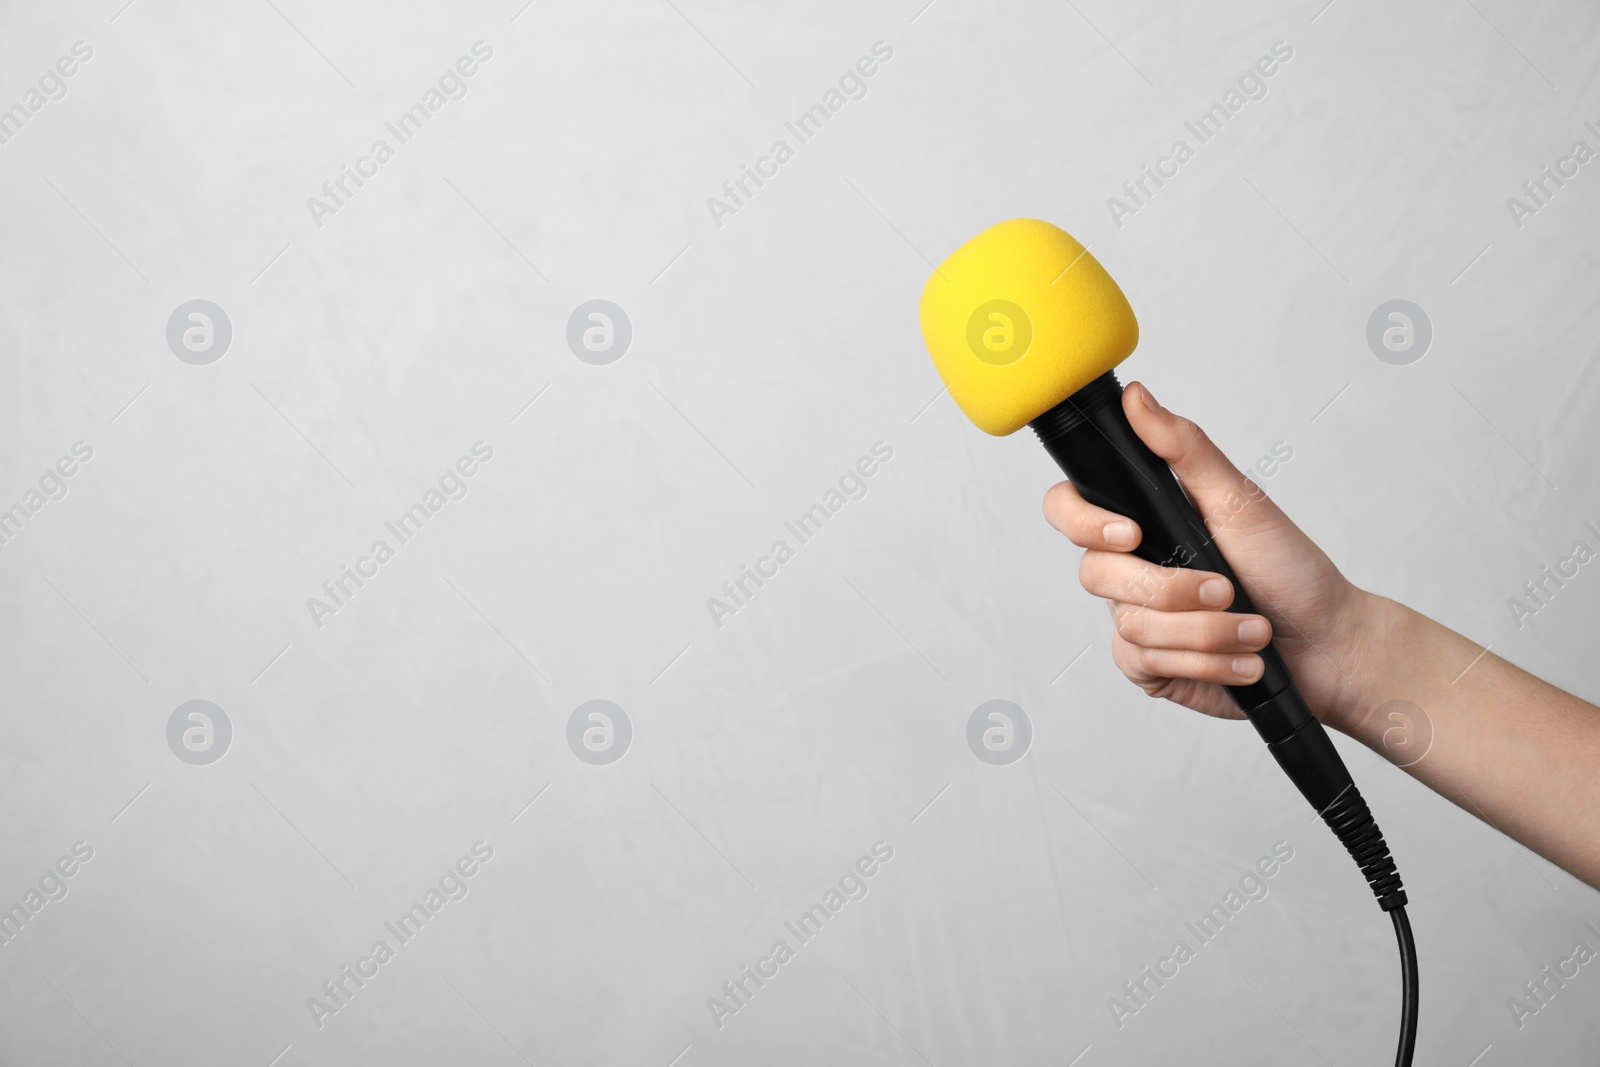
[918,219,1139,436]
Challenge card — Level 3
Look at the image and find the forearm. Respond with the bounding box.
[1333,593,1600,887]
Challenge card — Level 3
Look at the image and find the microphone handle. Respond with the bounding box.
[1030,370,1353,812]
[1029,371,1411,1055]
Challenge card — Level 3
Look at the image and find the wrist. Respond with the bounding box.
[1320,588,1407,741]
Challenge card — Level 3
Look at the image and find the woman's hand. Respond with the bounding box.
[1043,381,1375,734]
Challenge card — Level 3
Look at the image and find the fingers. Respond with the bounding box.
[1041,381,1292,707]
[1083,547,1273,691]
[1121,381,1286,535]
[1121,381,1240,501]
[1109,601,1272,655]
[1110,629,1267,686]
[1046,381,1288,556]
[1079,550,1235,611]
[1043,480,1140,552]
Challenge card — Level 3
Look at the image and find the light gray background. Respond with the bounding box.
[2,0,1598,1063]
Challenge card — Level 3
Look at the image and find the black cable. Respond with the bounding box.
[1391,906,1419,1067]
[1316,785,1417,1066]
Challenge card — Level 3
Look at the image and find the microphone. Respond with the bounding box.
[917,219,1416,1063]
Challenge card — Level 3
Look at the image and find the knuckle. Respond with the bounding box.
[1044,485,1092,542]
[1110,634,1139,674]
[1116,607,1152,644]
[1112,607,1137,641]
[1159,648,1203,679]
[1168,649,1206,679]
[1141,571,1183,610]
[1042,481,1073,522]
[1157,580,1190,611]
[1172,415,1210,454]
[1115,564,1163,607]
[1078,552,1106,590]
[1041,486,1063,524]
[1198,619,1233,652]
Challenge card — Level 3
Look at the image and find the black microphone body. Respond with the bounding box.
[1031,371,1404,912]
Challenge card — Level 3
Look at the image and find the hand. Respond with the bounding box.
[1043,381,1374,733]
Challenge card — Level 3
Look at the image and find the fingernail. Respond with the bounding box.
[1138,383,1163,412]
[1237,618,1270,646]
[1232,656,1263,682]
[1198,578,1231,608]
[1103,521,1135,547]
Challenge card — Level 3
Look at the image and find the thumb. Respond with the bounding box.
[1122,380,1283,537]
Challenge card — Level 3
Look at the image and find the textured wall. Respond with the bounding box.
[1,0,1598,1064]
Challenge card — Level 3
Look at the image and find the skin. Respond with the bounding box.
[1044,380,1600,889]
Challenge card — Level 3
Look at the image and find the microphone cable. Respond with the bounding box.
[1315,783,1417,1066]
[1393,907,1419,1067]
